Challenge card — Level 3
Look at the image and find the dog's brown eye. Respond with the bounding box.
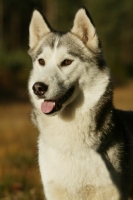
[61,59,73,67]
[38,58,45,66]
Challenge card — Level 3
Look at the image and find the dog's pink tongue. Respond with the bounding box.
[41,101,55,114]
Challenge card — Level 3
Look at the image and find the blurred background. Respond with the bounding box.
[0,0,133,199]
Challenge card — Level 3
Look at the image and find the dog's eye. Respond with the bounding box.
[38,58,45,66]
[61,59,73,67]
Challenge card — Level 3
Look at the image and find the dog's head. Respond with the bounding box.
[28,8,108,115]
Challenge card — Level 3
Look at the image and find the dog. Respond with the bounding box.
[28,8,133,200]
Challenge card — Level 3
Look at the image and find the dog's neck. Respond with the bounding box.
[90,81,114,151]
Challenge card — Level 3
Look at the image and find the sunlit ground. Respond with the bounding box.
[113,82,133,110]
[0,83,133,199]
[0,104,44,200]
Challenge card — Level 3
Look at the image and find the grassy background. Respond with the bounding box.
[0,83,133,200]
[0,104,44,199]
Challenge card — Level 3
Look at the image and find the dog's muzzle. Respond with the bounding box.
[41,86,75,115]
[32,82,75,115]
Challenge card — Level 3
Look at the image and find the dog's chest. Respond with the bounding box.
[38,121,113,191]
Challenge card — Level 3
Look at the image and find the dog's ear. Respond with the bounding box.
[71,8,98,50]
[29,10,50,49]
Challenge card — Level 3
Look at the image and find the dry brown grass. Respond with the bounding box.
[0,103,44,199]
[113,82,133,110]
[0,83,133,199]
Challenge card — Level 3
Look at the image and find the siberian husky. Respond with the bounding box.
[28,8,133,200]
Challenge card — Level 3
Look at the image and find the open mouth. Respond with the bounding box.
[41,86,75,115]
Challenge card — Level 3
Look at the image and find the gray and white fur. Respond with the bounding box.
[28,8,133,200]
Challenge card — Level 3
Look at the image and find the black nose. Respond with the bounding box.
[32,82,48,96]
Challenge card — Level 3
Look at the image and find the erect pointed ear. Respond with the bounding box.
[29,10,50,49]
[71,8,98,50]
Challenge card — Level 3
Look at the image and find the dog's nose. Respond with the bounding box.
[32,82,48,96]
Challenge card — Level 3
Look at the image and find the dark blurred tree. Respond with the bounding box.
[56,0,84,31]
[83,0,133,82]
[0,0,3,48]
[42,0,83,31]
[0,0,133,100]
[3,0,43,50]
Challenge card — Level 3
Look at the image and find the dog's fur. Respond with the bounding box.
[28,8,133,200]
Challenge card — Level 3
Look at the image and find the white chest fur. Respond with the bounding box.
[37,113,114,197]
